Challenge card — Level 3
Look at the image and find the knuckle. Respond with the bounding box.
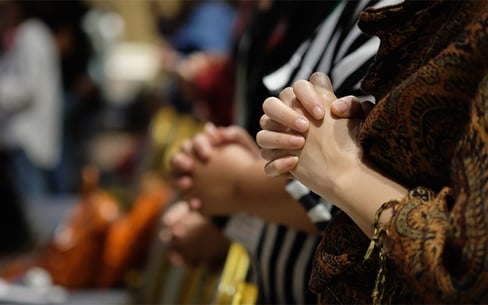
[262,97,277,111]
[259,114,269,128]
[279,87,294,100]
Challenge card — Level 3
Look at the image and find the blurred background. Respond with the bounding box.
[0,0,243,304]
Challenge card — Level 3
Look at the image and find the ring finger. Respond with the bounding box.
[256,130,305,150]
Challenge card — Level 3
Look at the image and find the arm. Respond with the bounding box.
[258,71,488,302]
[188,143,319,234]
[169,124,318,234]
[160,200,231,268]
[257,72,408,236]
[0,24,46,111]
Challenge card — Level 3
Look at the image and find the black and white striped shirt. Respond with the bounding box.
[264,0,400,231]
[226,0,400,304]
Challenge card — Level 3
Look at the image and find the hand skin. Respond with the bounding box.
[169,123,260,192]
[160,200,231,269]
[168,124,318,234]
[256,72,408,237]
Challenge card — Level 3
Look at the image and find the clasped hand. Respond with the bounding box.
[256,72,371,205]
[168,123,260,215]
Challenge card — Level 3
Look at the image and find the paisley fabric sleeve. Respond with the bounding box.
[373,73,488,303]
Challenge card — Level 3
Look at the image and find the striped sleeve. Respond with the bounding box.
[262,0,401,229]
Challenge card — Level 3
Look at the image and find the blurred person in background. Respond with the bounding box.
[0,0,62,201]
[156,0,238,125]
[165,1,343,303]
[46,0,101,195]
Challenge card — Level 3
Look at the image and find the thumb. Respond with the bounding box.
[331,95,362,118]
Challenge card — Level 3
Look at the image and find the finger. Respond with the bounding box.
[264,156,299,177]
[193,133,213,161]
[169,152,194,176]
[259,114,289,132]
[217,126,254,146]
[292,72,336,120]
[260,148,301,162]
[278,87,295,106]
[217,126,260,156]
[256,130,305,150]
[262,97,310,132]
[172,222,187,238]
[179,139,193,155]
[310,72,334,91]
[162,201,189,226]
[293,79,325,120]
[172,176,193,192]
[168,154,194,191]
[203,122,219,144]
[310,72,337,104]
[330,95,363,118]
[189,198,202,211]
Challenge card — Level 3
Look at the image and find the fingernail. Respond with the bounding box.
[333,99,348,114]
[265,163,279,177]
[289,156,299,165]
[295,117,309,131]
[313,72,333,90]
[313,106,325,119]
[205,122,216,132]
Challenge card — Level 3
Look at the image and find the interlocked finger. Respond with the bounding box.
[264,156,299,177]
[260,148,301,162]
[179,139,193,155]
[262,97,310,133]
[256,130,305,150]
[259,114,289,132]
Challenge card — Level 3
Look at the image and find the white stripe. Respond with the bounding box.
[285,179,311,200]
[293,0,348,82]
[334,0,370,62]
[307,203,333,223]
[335,23,363,62]
[374,0,405,8]
[330,37,379,89]
[315,30,341,82]
[262,40,311,93]
[275,230,297,304]
[355,0,373,18]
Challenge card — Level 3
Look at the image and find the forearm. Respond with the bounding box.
[328,157,408,237]
[234,159,319,234]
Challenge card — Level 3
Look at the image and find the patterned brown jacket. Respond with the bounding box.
[309,1,488,304]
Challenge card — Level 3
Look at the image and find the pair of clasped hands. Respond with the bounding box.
[258,72,407,235]
[257,72,370,202]
[166,71,405,243]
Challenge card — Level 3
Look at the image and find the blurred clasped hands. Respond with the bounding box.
[161,121,262,267]
[161,71,375,267]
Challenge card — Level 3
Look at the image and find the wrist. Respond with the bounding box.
[332,157,408,236]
